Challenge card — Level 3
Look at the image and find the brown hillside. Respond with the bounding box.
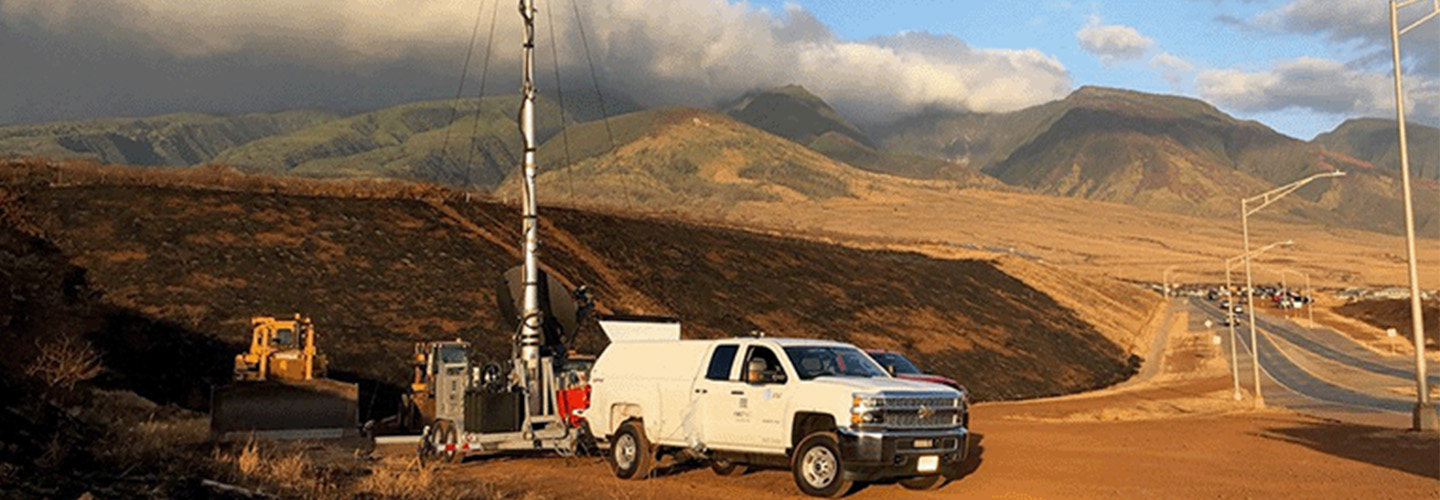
[1,159,1152,403]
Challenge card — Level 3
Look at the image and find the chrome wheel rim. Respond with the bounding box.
[615,433,637,469]
[802,446,837,488]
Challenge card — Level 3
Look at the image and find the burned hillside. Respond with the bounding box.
[2,163,1144,404]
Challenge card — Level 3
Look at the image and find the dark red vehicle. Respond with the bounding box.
[864,349,965,393]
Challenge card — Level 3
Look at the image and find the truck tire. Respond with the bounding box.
[610,420,654,480]
[900,474,944,490]
[710,457,748,476]
[792,432,852,498]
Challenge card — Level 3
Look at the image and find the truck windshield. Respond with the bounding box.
[439,346,467,364]
[783,346,888,380]
[869,352,921,375]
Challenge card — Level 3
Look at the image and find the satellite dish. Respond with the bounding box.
[496,266,584,344]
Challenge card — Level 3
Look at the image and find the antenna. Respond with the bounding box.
[518,0,544,409]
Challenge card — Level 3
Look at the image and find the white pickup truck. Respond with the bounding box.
[583,322,969,497]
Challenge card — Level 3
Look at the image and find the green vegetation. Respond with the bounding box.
[213,95,567,189]
[0,110,339,166]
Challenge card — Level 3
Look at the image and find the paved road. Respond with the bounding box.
[1187,298,1423,415]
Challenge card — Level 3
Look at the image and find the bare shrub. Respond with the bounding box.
[26,335,102,391]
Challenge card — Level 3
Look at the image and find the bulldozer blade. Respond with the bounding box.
[210,379,359,441]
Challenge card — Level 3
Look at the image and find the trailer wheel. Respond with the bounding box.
[710,457,748,477]
[792,432,852,498]
[435,420,459,463]
[609,420,653,480]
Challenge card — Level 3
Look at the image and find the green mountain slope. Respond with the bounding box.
[0,110,339,166]
[500,106,902,212]
[722,85,875,148]
[723,85,998,183]
[1315,118,1440,180]
[211,96,567,189]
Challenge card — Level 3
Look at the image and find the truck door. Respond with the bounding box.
[733,345,790,450]
[692,344,741,448]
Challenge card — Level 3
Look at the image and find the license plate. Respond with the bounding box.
[917,455,939,472]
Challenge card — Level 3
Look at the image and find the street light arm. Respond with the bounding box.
[1401,9,1440,34]
[1225,240,1294,269]
[1395,0,1439,35]
[1243,172,1345,216]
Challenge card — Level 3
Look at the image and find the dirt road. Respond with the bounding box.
[438,387,1434,500]
[427,302,1439,500]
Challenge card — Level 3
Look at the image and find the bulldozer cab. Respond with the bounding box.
[234,315,325,382]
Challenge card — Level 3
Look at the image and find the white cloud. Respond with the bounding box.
[1149,52,1194,89]
[0,0,1073,124]
[1255,0,1439,73]
[1076,20,1155,65]
[1196,57,1439,123]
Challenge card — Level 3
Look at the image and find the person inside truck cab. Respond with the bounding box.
[746,358,767,383]
[744,347,786,384]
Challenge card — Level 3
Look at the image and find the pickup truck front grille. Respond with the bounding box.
[871,393,962,429]
[880,396,955,409]
[883,407,960,429]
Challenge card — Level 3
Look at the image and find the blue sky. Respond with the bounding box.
[745,0,1437,139]
[0,0,1435,139]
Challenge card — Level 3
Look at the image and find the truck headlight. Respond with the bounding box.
[851,393,882,427]
[851,394,879,410]
[850,411,885,426]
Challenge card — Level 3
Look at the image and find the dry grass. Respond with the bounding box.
[214,440,499,500]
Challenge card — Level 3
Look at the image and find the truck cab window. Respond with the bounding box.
[706,344,739,381]
[744,346,787,384]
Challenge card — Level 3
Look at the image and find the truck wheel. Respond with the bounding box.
[899,474,944,490]
[710,457,748,476]
[610,421,654,480]
[792,432,852,498]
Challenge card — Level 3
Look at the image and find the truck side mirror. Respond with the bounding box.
[886,365,896,376]
[767,370,787,384]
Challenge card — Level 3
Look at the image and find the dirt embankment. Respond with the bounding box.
[1334,298,1440,347]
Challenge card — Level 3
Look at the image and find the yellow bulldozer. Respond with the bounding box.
[211,315,358,440]
[234,315,327,382]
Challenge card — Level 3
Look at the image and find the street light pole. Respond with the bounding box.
[1224,240,1291,403]
[1241,204,1264,407]
[1388,0,1438,432]
[1241,172,1343,408]
[1225,260,1242,401]
[1279,268,1313,328]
